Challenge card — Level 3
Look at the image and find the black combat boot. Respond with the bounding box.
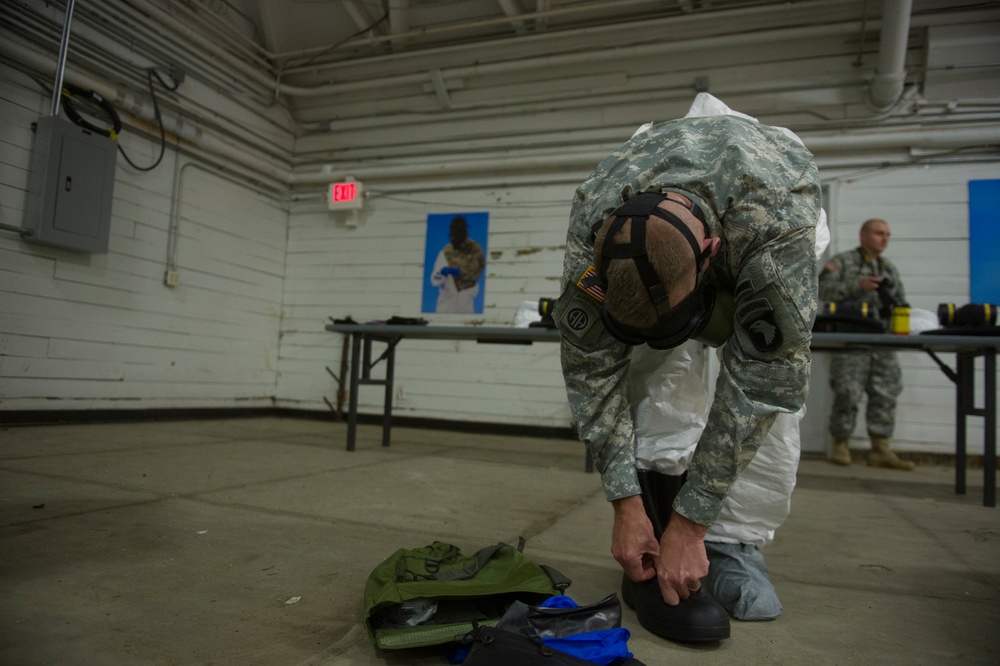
[620,470,731,642]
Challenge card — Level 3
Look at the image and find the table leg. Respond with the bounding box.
[984,350,996,507]
[382,340,395,447]
[956,352,972,495]
[347,333,361,452]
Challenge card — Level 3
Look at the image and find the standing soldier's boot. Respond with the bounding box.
[867,436,915,470]
[830,438,852,466]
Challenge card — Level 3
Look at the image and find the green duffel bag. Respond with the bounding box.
[362,539,571,650]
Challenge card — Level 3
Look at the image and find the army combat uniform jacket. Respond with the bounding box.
[553,115,821,526]
[818,247,906,320]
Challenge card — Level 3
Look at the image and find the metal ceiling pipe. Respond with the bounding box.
[119,0,280,93]
[309,4,975,101]
[123,0,866,98]
[288,151,608,184]
[1,36,118,104]
[279,0,669,60]
[870,0,913,111]
[116,0,991,109]
[8,0,281,136]
[805,125,1000,151]
[289,125,1000,184]
[48,0,75,116]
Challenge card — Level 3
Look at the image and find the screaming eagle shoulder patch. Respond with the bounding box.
[739,297,784,352]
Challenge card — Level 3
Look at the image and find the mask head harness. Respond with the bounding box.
[595,191,721,350]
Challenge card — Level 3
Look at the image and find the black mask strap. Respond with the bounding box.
[597,192,711,318]
[599,215,671,316]
[646,206,711,273]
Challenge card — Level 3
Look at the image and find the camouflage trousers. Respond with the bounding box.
[828,350,902,438]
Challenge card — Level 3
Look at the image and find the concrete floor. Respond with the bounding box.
[1,416,997,665]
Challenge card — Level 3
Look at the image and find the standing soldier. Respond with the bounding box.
[819,218,914,470]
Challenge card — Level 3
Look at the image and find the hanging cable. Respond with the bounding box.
[288,11,389,69]
[116,68,181,172]
[60,83,122,137]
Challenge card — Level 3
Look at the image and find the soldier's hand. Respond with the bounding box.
[656,512,709,606]
[611,495,658,583]
[860,275,882,293]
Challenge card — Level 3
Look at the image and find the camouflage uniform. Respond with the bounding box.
[443,239,485,292]
[431,238,485,313]
[819,248,906,438]
[552,115,821,527]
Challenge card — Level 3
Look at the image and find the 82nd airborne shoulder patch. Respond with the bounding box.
[551,265,606,349]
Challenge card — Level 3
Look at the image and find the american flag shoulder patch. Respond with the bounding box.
[576,265,605,302]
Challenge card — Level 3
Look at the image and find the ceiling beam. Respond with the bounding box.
[497,0,528,33]
[341,0,388,36]
[389,0,410,36]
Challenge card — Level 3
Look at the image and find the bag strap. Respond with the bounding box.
[396,542,511,582]
[424,543,507,581]
[538,564,572,592]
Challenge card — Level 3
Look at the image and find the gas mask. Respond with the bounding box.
[595,191,734,350]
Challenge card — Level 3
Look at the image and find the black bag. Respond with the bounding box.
[460,625,597,666]
[496,593,622,637]
[460,593,645,666]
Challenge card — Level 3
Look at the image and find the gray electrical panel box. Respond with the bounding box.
[23,116,116,254]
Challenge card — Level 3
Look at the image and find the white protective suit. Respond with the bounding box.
[430,248,479,314]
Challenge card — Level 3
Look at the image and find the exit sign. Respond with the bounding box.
[328,180,364,210]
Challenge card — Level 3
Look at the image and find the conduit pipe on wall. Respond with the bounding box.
[2,37,194,139]
[106,0,984,146]
[290,125,1000,185]
[805,125,1000,151]
[870,0,913,111]
[277,0,862,73]
[294,3,959,111]
[288,151,609,185]
[6,20,997,190]
[47,0,75,117]
[9,25,997,189]
[287,1,966,98]
[11,1,294,142]
[316,22,869,97]
[0,37,292,184]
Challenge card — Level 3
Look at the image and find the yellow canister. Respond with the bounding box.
[891,306,911,335]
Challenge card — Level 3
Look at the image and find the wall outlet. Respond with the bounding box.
[165,270,180,287]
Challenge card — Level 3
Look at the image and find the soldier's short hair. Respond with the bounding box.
[593,211,693,329]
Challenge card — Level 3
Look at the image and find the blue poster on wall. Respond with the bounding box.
[969,180,1000,304]
[421,212,489,314]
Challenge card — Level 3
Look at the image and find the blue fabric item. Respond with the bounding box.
[539,595,579,609]
[441,267,461,277]
[447,645,470,664]
[541,628,634,665]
